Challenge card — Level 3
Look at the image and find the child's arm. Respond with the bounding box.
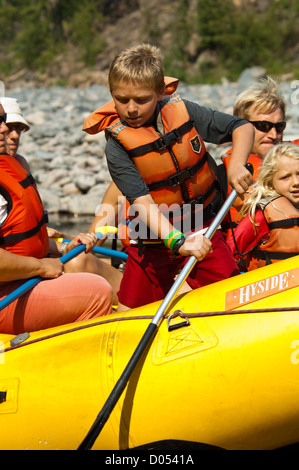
[227,122,255,194]
[88,181,123,246]
[133,194,212,260]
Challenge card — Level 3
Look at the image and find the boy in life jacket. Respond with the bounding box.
[0,105,113,334]
[226,143,299,270]
[83,44,254,311]
[220,77,287,242]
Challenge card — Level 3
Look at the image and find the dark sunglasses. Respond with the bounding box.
[7,123,26,134]
[0,113,7,124]
[250,120,286,133]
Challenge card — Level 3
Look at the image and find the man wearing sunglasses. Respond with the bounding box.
[0,98,122,306]
[0,101,115,334]
[220,77,287,241]
[0,97,31,173]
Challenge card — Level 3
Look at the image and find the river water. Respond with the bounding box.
[48,214,93,237]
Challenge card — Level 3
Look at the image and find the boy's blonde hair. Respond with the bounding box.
[108,44,165,95]
[233,77,286,120]
[241,143,299,227]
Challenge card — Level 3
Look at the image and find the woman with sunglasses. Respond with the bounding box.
[220,77,287,243]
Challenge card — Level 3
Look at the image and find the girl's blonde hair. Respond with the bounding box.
[108,44,165,95]
[240,143,299,227]
[233,77,286,120]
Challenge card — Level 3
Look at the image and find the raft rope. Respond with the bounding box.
[170,306,299,318]
[2,306,299,354]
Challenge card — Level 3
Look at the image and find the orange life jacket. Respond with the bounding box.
[221,149,263,239]
[248,196,299,269]
[292,139,299,146]
[84,78,221,244]
[0,155,49,258]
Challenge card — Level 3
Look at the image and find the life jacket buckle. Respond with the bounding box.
[157,130,181,150]
[177,168,191,185]
[167,169,191,188]
[157,137,167,150]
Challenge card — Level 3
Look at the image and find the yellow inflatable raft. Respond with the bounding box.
[1,255,299,450]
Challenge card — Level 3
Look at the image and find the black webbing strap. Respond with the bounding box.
[268,217,299,230]
[127,121,194,158]
[251,247,298,263]
[0,211,48,245]
[147,152,208,191]
[19,173,36,188]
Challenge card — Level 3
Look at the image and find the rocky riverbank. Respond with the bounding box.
[5,67,299,231]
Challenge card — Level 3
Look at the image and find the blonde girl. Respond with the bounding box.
[227,143,299,270]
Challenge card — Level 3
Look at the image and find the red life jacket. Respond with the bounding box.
[0,155,49,258]
[221,149,263,239]
[292,139,299,146]
[248,196,299,269]
[84,78,221,244]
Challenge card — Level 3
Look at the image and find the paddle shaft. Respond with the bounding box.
[93,245,127,260]
[78,187,239,450]
[0,234,103,312]
[56,238,128,261]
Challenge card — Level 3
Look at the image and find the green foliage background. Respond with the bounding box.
[0,0,105,73]
[0,0,298,84]
[163,0,299,82]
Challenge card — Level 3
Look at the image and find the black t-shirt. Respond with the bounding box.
[105,99,248,204]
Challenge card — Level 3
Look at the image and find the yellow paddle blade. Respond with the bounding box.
[95,226,118,237]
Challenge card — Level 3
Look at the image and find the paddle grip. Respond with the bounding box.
[57,237,128,261]
[245,162,254,175]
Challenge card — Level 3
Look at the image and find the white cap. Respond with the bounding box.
[0,97,30,131]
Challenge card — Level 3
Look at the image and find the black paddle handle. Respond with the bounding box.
[78,322,157,450]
